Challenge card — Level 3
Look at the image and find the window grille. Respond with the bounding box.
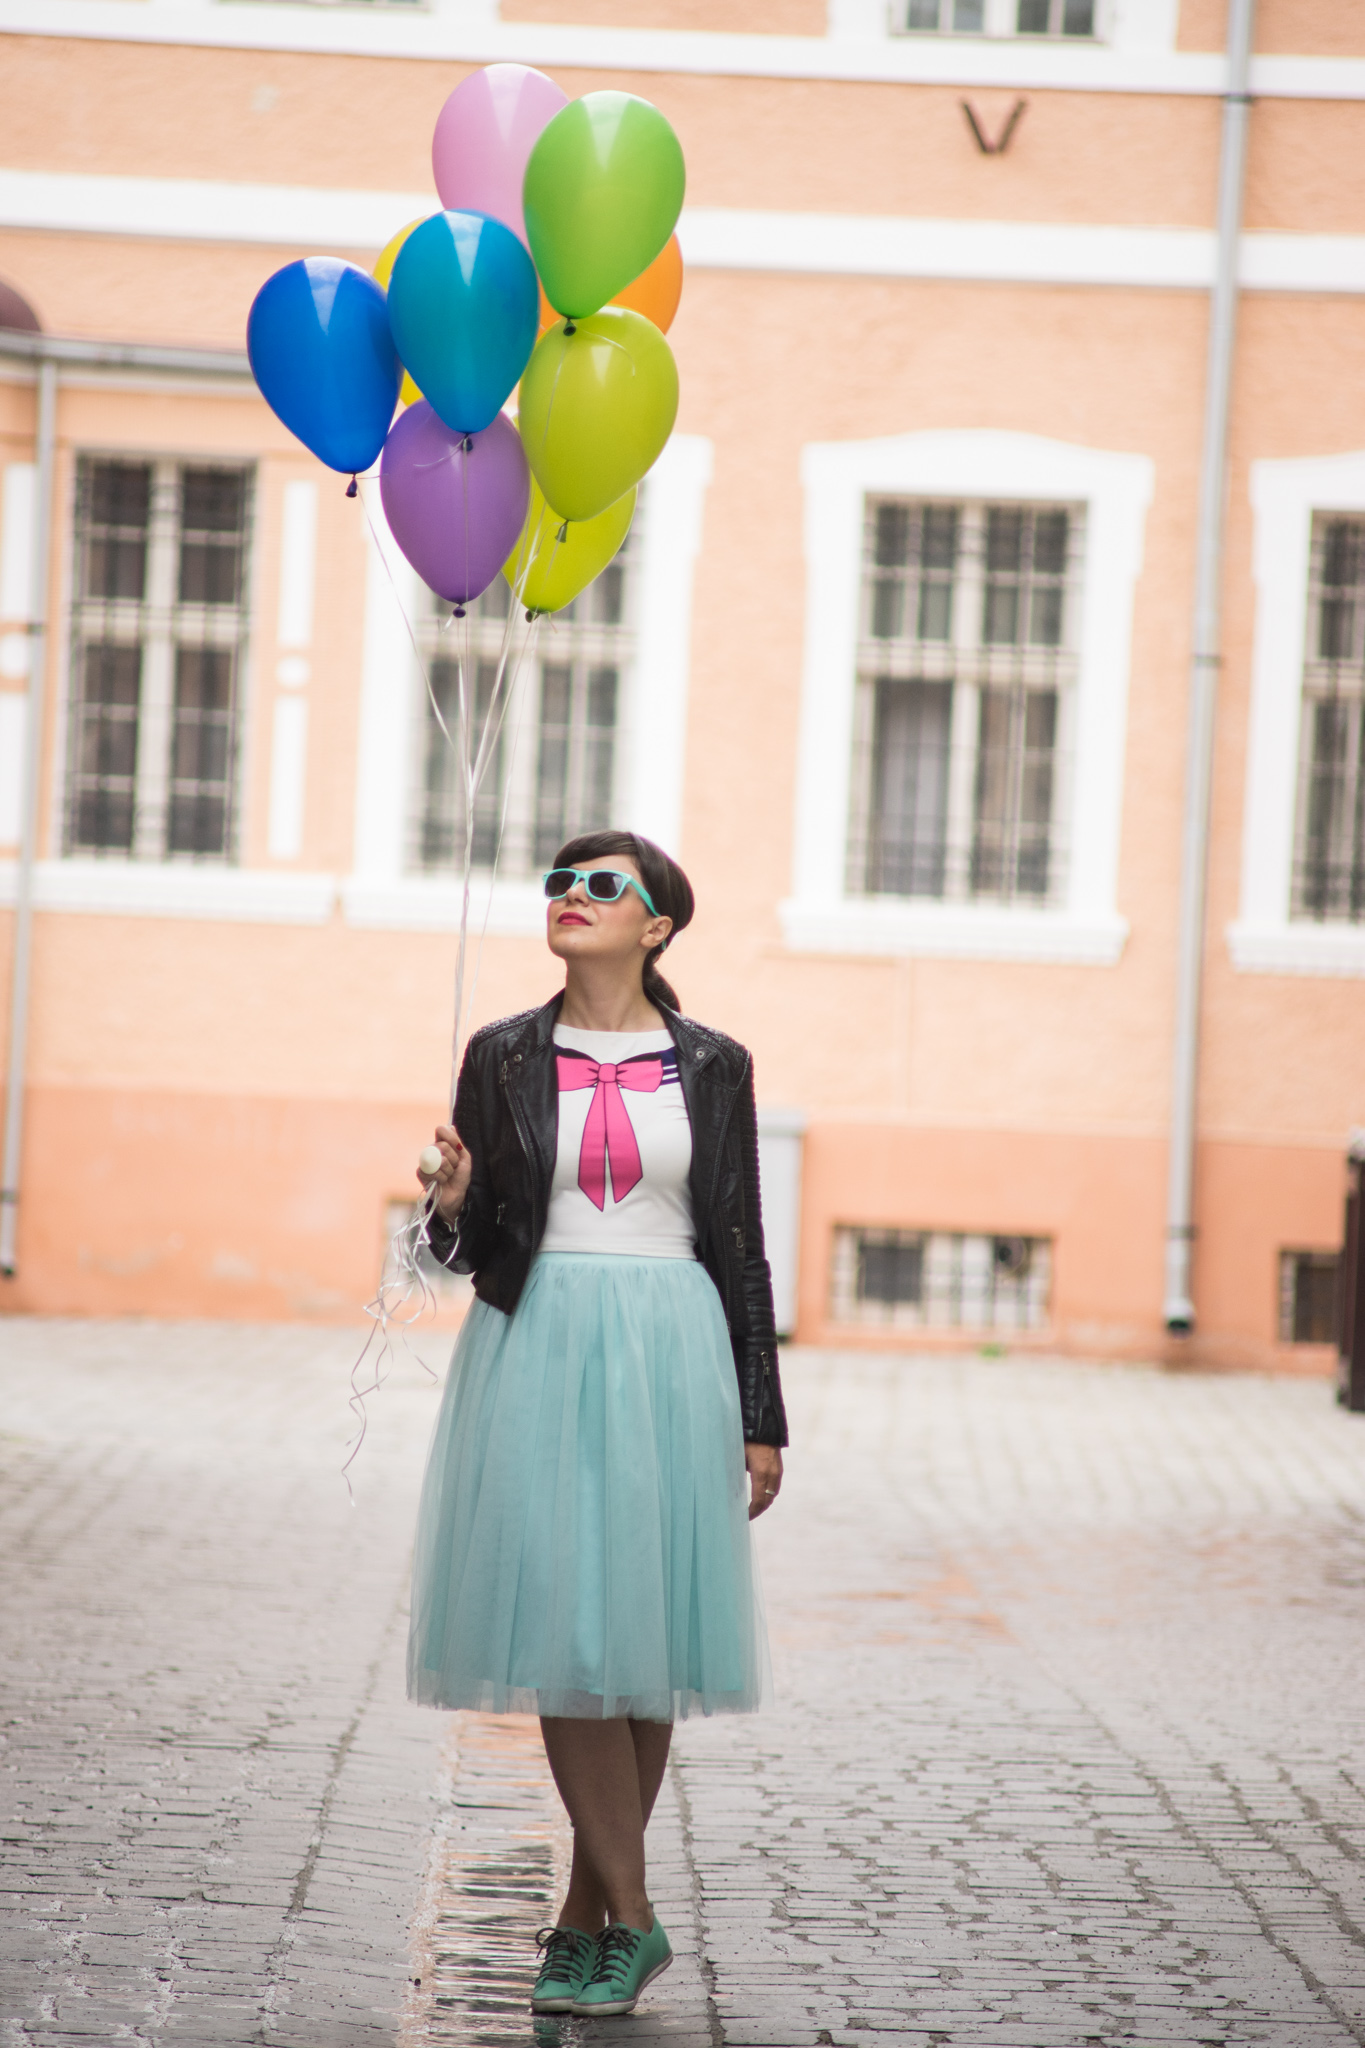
[1278,1249,1340,1345]
[831,1226,1052,1331]
[66,457,253,861]
[899,0,1095,35]
[409,523,636,880]
[847,497,1080,905]
[1291,517,1365,922]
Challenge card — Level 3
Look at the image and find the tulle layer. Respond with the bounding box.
[407,1252,768,1721]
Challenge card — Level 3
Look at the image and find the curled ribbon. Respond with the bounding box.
[556,1054,663,1209]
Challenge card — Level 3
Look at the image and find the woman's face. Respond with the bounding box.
[545,856,673,974]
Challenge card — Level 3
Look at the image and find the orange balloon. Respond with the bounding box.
[611,234,683,334]
[538,278,558,337]
[537,234,684,337]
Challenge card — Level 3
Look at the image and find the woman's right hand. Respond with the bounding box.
[418,1123,473,1223]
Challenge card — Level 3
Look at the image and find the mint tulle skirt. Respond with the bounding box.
[406,1252,768,1721]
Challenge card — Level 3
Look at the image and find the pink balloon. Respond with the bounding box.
[380,403,530,607]
[432,64,569,249]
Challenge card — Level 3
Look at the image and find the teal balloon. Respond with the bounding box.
[386,210,538,436]
[524,93,686,320]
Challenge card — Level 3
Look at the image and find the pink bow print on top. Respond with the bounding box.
[556,1054,663,1210]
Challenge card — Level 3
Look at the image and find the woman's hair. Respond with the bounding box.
[552,829,695,1014]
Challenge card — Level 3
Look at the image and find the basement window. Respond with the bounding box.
[1278,1249,1340,1345]
[832,1226,1052,1330]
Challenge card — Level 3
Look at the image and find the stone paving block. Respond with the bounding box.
[8,1332,1365,2045]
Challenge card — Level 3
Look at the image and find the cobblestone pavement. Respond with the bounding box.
[3,1322,1365,2046]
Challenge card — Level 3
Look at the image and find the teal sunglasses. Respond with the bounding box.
[543,866,661,919]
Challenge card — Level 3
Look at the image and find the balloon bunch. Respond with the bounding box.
[246,63,686,621]
[251,69,689,1424]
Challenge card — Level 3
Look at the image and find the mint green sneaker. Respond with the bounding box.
[573,1916,673,2017]
[530,1924,595,2013]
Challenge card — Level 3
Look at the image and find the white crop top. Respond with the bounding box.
[539,1025,696,1259]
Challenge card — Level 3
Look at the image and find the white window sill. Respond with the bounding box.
[341,876,547,935]
[1227,920,1365,978]
[779,897,1128,964]
[0,858,336,923]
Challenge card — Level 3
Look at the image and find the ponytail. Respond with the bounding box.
[642,948,682,1014]
[552,828,695,1014]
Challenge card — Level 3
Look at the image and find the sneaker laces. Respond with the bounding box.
[534,1926,590,1977]
[584,1923,643,1990]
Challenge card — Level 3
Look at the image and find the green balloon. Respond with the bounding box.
[519,309,679,523]
[524,92,686,321]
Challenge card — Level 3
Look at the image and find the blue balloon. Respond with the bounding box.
[387,211,538,437]
[247,258,400,475]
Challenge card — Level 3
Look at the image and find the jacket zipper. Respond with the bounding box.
[500,1050,543,1245]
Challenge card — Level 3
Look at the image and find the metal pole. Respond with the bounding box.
[0,355,57,1278]
[1163,0,1256,1334]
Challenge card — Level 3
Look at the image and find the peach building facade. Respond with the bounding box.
[0,0,1362,1367]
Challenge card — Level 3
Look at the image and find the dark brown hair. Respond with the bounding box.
[552,829,695,1014]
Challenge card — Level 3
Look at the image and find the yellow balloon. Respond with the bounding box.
[504,479,636,616]
[518,307,678,523]
[373,220,423,407]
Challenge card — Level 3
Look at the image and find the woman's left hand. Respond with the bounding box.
[745,1444,783,1520]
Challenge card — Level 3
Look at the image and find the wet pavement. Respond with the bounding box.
[2,1319,1365,2045]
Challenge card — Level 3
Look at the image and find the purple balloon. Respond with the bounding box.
[379,401,529,605]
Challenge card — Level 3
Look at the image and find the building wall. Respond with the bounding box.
[1,1,1363,1366]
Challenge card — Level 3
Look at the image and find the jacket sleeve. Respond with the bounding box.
[427,1038,496,1276]
[735,1063,790,1449]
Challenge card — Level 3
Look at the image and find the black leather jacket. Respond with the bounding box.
[428,994,788,1447]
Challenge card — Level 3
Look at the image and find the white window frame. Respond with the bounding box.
[61,453,256,867]
[1230,449,1365,978]
[783,428,1150,963]
[343,436,713,933]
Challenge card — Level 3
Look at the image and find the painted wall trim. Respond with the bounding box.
[342,876,546,936]
[780,899,1129,964]
[267,697,309,862]
[783,427,1151,965]
[3,1,1363,101]
[0,858,336,922]
[4,171,1363,296]
[1231,447,1365,980]
[621,435,712,857]
[350,482,419,900]
[1226,921,1365,978]
[0,696,25,846]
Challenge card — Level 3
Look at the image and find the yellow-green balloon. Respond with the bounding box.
[524,93,685,320]
[519,308,678,523]
[504,479,636,615]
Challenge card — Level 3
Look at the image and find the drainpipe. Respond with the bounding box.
[0,353,57,1278]
[1163,0,1257,1334]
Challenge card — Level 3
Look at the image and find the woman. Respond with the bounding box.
[409,828,788,2020]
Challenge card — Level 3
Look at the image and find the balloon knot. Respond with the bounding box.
[345,475,358,499]
[525,608,536,623]
[452,604,466,620]
[462,436,473,453]
[556,521,568,544]
[563,320,576,336]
